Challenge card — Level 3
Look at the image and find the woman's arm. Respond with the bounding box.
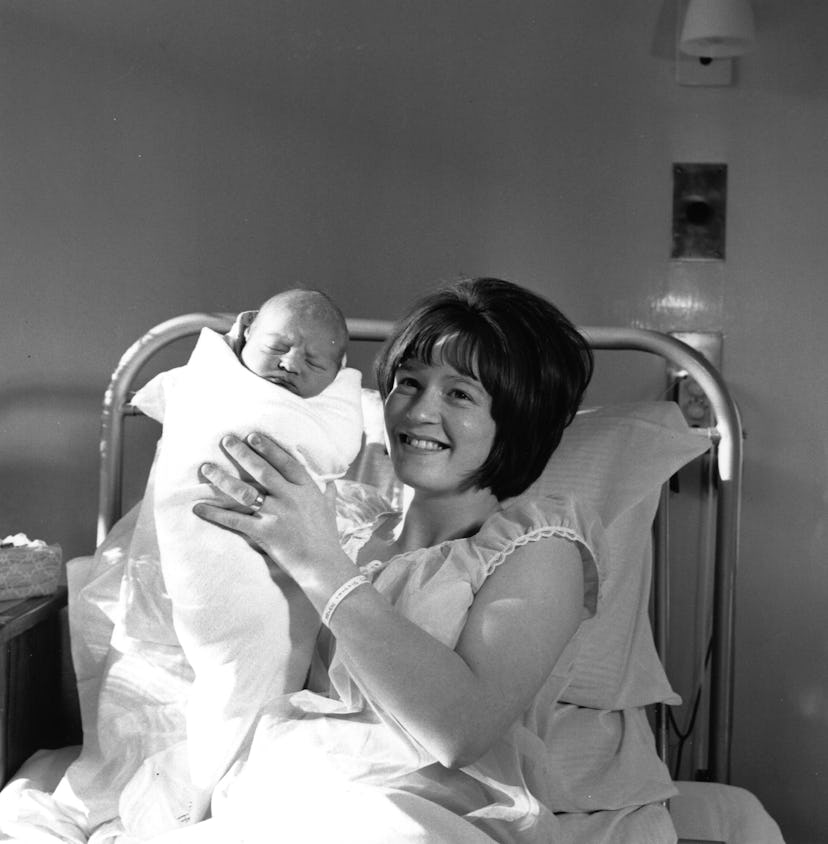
[330,536,583,768]
[194,433,584,769]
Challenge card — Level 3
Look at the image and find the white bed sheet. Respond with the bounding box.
[670,780,785,844]
[3,749,785,844]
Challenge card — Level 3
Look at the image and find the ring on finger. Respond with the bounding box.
[248,492,266,515]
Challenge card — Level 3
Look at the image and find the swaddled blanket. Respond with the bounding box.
[127,327,363,829]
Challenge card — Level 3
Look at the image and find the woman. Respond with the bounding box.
[181,278,675,843]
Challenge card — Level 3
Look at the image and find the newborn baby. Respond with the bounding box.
[122,288,364,833]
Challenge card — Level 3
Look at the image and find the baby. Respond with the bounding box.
[234,288,350,399]
[120,289,364,832]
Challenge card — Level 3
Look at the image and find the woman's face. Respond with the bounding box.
[384,353,496,499]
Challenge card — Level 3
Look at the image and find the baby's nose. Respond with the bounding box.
[278,348,302,372]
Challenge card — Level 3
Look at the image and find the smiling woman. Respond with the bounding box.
[384,357,497,506]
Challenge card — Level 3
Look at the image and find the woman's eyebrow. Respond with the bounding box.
[450,374,486,393]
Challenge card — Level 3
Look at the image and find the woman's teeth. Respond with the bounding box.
[403,435,446,451]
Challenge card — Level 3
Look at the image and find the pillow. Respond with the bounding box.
[349,392,711,710]
[515,402,711,525]
[514,402,710,709]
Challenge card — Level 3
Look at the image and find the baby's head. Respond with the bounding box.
[240,289,348,398]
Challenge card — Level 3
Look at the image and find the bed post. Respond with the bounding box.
[581,327,743,785]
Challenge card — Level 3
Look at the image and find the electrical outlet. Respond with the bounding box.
[668,331,722,428]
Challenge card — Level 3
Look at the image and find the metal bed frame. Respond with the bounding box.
[96,314,743,785]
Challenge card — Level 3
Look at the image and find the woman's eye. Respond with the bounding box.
[449,388,473,401]
[395,376,419,392]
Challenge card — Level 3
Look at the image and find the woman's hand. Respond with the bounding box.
[193,432,356,602]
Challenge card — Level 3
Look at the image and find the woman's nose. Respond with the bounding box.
[405,389,440,422]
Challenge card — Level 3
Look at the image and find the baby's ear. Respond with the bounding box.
[226,310,257,351]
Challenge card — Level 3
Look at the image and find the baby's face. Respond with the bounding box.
[241,304,343,398]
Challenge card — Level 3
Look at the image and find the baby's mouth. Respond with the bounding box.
[270,376,298,394]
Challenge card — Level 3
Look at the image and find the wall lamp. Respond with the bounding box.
[676,0,756,86]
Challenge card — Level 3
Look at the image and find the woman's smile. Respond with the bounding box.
[398,433,449,452]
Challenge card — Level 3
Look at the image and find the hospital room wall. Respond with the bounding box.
[0,1,825,841]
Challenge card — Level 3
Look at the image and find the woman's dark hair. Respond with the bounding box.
[375,277,594,500]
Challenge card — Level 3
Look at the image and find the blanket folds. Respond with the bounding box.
[129,328,363,830]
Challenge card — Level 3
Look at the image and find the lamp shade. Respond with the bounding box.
[679,0,756,58]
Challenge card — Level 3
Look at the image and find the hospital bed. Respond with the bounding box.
[2,314,784,843]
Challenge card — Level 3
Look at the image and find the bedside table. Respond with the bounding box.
[0,588,78,785]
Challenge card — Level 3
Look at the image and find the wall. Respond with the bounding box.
[0,1,825,840]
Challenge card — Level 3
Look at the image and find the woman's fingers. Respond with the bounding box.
[195,432,342,586]
[193,501,256,533]
[198,432,316,516]
[216,432,311,490]
[200,460,265,510]
[242,432,311,485]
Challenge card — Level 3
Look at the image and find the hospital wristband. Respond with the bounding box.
[322,574,370,626]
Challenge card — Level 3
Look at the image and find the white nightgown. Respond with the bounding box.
[205,495,678,844]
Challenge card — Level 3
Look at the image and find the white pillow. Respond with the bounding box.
[517,402,709,709]
[350,394,711,710]
[516,402,710,524]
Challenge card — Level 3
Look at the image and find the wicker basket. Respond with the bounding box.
[0,543,62,601]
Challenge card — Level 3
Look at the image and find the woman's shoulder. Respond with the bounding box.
[474,494,605,572]
[463,495,605,619]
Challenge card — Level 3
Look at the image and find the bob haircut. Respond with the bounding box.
[375,277,594,500]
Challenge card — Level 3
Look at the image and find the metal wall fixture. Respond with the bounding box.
[671,163,727,261]
[676,0,756,86]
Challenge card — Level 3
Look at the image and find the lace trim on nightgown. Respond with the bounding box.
[343,494,605,622]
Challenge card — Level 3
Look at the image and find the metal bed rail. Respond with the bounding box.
[96,317,742,784]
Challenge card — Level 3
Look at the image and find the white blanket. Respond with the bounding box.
[127,328,363,830]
